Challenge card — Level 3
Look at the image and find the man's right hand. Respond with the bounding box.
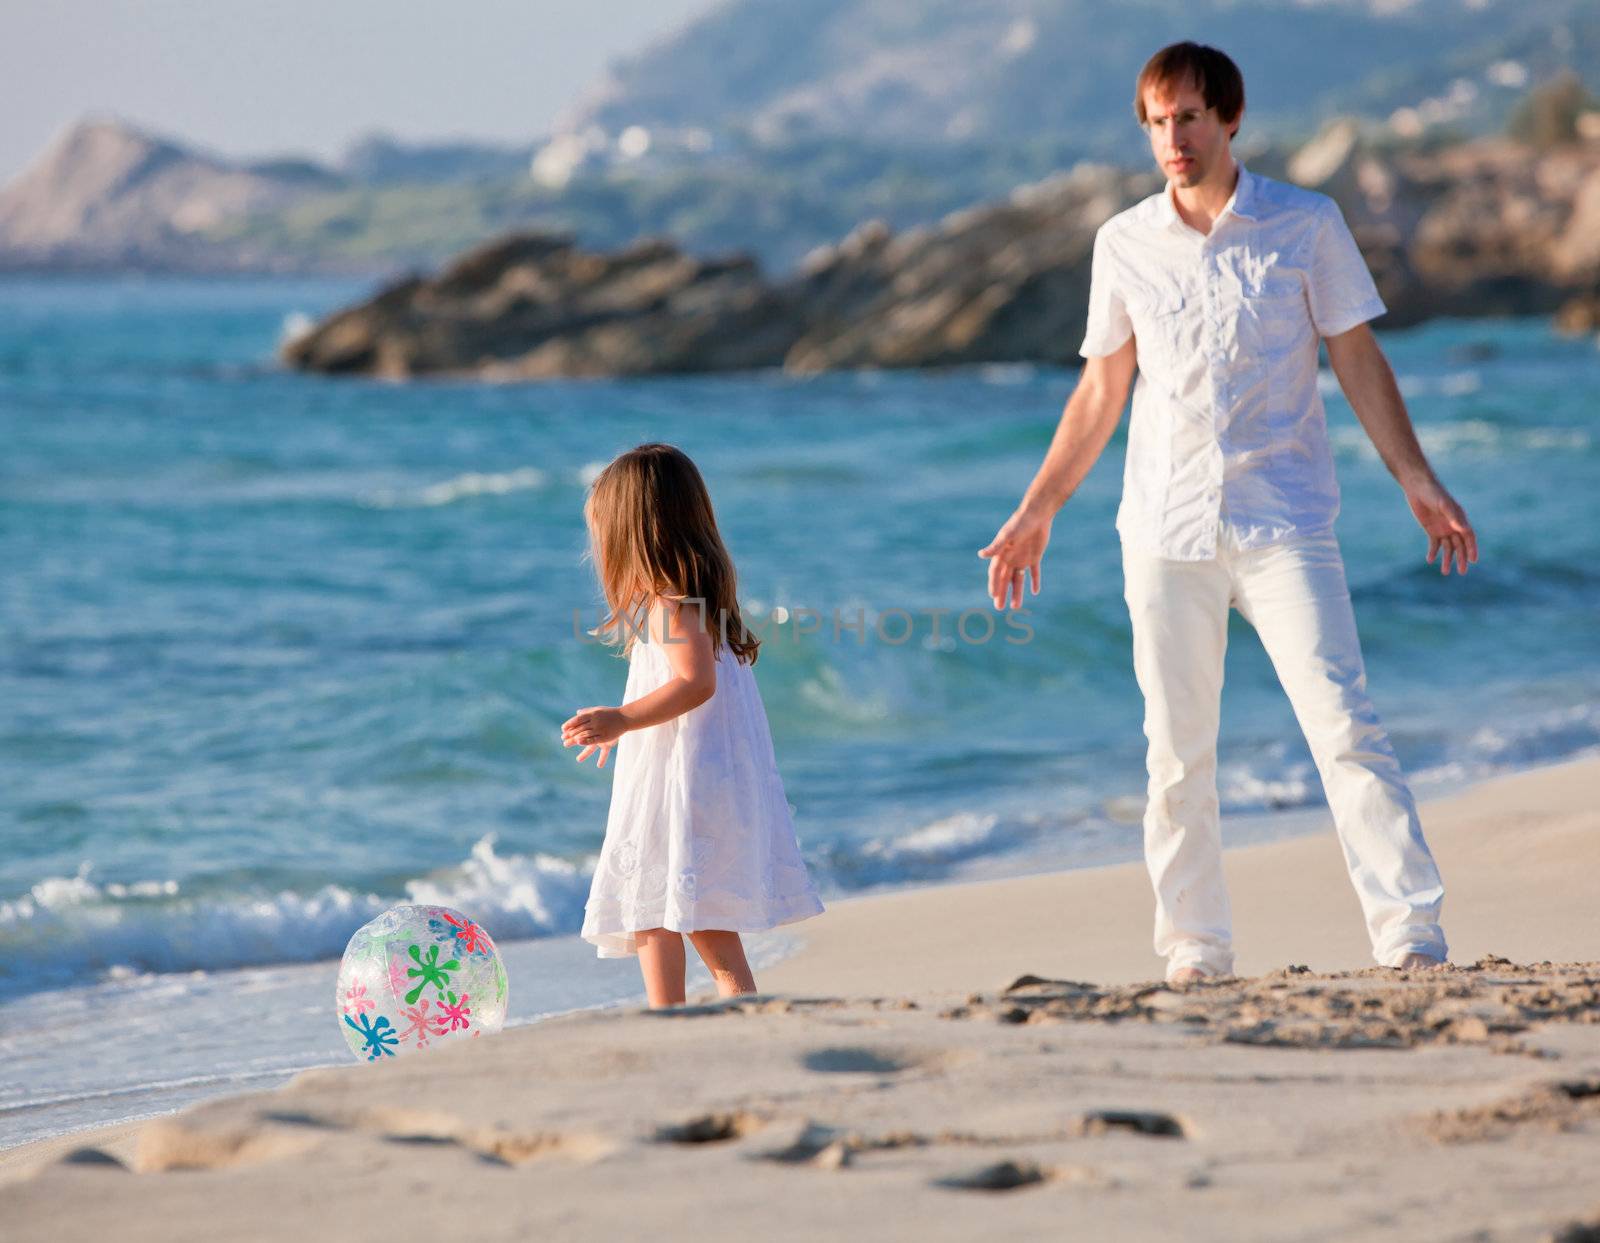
[978,506,1052,610]
[977,342,1134,610]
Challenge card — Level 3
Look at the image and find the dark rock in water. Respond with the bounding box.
[282,131,1600,380]
[779,164,1153,373]
[280,162,1154,380]
[280,233,801,379]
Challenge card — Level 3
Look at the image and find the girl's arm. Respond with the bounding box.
[619,595,717,728]
[562,596,717,766]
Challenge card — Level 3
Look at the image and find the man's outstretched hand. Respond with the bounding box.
[1404,475,1478,575]
[979,507,1052,610]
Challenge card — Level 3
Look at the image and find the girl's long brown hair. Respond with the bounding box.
[583,443,760,665]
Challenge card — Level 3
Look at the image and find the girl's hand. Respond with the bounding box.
[562,706,627,768]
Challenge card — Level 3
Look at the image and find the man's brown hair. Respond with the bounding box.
[1134,42,1245,140]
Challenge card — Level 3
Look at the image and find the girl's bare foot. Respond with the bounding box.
[1168,965,1213,986]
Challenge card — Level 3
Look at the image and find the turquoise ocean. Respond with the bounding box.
[3,274,1597,1148]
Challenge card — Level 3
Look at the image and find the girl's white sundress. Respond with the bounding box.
[580,634,825,957]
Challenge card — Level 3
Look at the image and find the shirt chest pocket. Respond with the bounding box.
[1244,270,1309,351]
[1128,287,1187,368]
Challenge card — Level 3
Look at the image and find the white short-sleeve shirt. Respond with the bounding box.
[1080,159,1385,561]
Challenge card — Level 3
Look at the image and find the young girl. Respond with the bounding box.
[564,443,824,1007]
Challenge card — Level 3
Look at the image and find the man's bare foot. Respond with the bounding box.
[1168,965,1212,986]
[1393,952,1447,971]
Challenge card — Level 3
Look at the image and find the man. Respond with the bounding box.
[978,41,1477,987]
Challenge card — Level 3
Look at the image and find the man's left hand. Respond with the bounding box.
[1403,476,1477,575]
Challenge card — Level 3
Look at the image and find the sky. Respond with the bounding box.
[0,0,714,184]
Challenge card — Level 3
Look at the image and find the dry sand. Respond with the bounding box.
[3,756,1597,1241]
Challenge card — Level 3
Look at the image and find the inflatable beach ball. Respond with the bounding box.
[336,904,509,1062]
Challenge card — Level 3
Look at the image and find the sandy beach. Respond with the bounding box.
[3,755,1597,1241]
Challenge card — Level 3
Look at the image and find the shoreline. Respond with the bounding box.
[5,750,1597,1181]
[759,751,1600,998]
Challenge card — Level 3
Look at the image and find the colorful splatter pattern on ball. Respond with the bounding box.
[336,904,509,1062]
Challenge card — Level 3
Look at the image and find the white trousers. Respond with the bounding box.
[1120,525,1447,981]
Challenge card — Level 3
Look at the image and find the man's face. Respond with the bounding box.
[1141,77,1235,189]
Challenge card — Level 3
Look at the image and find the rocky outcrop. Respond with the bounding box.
[780,163,1148,372]
[281,233,802,379]
[1291,121,1600,325]
[282,131,1600,380]
[282,163,1156,379]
